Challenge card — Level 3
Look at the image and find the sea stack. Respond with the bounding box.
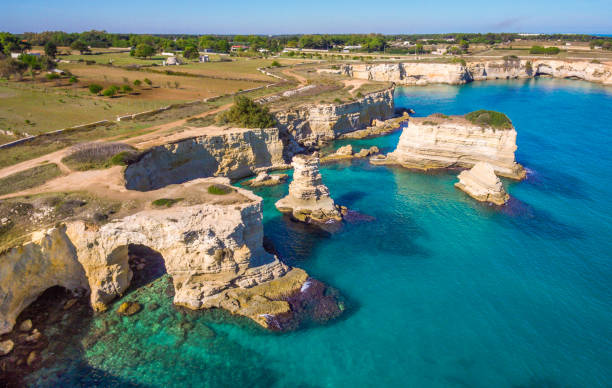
[372,112,526,180]
[455,162,509,205]
[275,153,344,223]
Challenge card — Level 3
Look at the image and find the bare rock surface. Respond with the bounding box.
[455,162,509,205]
[275,154,344,223]
[242,171,289,187]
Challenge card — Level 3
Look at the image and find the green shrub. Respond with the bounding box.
[356,91,364,98]
[121,84,133,93]
[88,84,103,94]
[271,60,282,67]
[207,184,232,195]
[217,96,276,129]
[465,110,512,130]
[529,46,560,55]
[591,59,601,64]
[451,58,467,66]
[45,72,60,80]
[133,79,142,86]
[333,98,343,104]
[102,85,119,97]
[152,198,183,207]
[69,76,78,83]
[144,78,152,86]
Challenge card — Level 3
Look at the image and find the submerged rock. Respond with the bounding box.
[116,302,142,317]
[19,319,32,332]
[455,162,509,205]
[275,154,344,224]
[0,340,14,356]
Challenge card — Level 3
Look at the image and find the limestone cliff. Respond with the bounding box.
[373,115,525,179]
[455,162,509,205]
[0,179,342,334]
[125,127,287,191]
[344,60,612,85]
[275,154,344,223]
[274,87,395,148]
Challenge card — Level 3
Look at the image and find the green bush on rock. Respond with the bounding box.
[465,110,512,130]
[217,96,276,129]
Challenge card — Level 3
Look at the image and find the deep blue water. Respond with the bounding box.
[27,78,612,387]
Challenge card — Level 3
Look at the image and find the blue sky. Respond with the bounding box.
[5,0,612,34]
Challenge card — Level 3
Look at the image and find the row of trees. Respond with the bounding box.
[4,31,612,56]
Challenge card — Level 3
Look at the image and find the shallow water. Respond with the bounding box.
[27,78,612,387]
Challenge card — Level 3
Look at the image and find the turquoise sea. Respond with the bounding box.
[26,78,612,387]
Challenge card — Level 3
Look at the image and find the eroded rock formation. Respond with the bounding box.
[455,162,509,205]
[321,144,380,162]
[0,179,342,334]
[275,154,344,223]
[373,115,525,179]
[125,127,287,191]
[343,60,612,85]
[274,87,395,148]
[242,171,289,187]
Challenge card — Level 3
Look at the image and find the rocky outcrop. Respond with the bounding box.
[373,115,525,179]
[455,162,509,205]
[0,179,342,333]
[344,60,612,85]
[125,127,287,191]
[337,113,408,140]
[275,154,344,223]
[321,144,380,162]
[242,171,288,187]
[274,87,395,148]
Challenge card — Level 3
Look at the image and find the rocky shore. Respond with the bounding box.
[321,144,380,163]
[372,113,526,180]
[0,178,344,336]
[455,162,509,205]
[275,154,346,224]
[242,171,289,187]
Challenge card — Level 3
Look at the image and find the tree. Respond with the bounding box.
[102,85,119,97]
[134,43,155,59]
[121,84,133,93]
[44,41,57,58]
[183,45,199,60]
[70,41,90,55]
[459,40,469,51]
[88,84,103,94]
[217,96,276,129]
[143,78,152,86]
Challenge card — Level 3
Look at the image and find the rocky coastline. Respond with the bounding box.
[343,59,612,86]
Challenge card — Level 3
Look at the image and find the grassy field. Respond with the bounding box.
[0,61,267,137]
[0,82,175,136]
[0,163,63,195]
[176,58,295,81]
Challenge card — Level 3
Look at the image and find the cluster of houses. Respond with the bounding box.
[161,52,210,66]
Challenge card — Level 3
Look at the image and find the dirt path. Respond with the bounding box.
[342,79,369,94]
[0,103,232,180]
[281,68,308,86]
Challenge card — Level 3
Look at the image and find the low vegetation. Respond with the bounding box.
[465,110,512,129]
[151,198,183,207]
[0,163,63,196]
[529,46,561,55]
[62,142,139,171]
[217,96,276,128]
[207,184,232,195]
